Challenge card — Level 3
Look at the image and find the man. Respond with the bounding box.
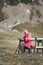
[19,30,35,53]
[23,30,35,53]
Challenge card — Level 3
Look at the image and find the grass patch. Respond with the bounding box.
[0,28,43,65]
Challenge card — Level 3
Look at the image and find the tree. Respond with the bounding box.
[0,0,4,22]
[34,0,39,4]
[6,0,20,5]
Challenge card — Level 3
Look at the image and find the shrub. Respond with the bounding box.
[36,10,41,18]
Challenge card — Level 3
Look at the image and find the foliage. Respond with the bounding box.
[36,10,41,18]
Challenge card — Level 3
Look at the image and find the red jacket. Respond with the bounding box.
[23,33,35,49]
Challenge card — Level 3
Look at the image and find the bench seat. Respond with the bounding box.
[36,46,43,49]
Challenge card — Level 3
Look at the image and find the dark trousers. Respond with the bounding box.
[19,44,24,53]
[19,44,31,53]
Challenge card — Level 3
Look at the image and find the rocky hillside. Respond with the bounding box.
[0,0,43,33]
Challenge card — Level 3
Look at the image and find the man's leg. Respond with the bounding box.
[23,46,26,52]
[21,45,24,53]
[23,47,31,53]
[28,48,31,53]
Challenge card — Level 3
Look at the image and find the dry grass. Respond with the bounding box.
[12,22,43,37]
[0,31,43,65]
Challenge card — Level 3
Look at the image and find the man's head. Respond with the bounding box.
[24,30,28,35]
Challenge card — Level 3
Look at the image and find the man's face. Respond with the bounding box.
[24,32,26,36]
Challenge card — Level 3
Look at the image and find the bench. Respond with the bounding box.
[35,38,43,53]
[36,46,43,53]
[16,38,43,54]
[36,46,43,49]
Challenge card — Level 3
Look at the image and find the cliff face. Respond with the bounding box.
[0,0,43,22]
[0,0,43,32]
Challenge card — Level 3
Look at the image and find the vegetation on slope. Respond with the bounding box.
[12,22,43,37]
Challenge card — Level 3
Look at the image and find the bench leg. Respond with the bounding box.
[42,49,43,53]
[37,49,39,53]
[28,48,31,53]
[42,40,43,53]
[37,42,40,53]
